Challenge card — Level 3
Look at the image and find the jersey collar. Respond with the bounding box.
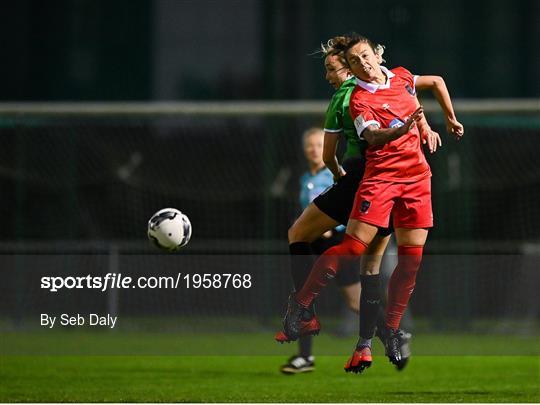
[339,75,356,89]
[355,66,395,93]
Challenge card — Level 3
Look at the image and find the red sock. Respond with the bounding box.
[296,234,367,307]
[386,245,424,330]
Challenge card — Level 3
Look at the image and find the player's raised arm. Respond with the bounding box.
[415,75,464,139]
[414,96,441,153]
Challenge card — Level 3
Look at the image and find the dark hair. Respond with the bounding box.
[322,33,386,66]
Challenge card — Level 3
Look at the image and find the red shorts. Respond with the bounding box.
[350,176,433,229]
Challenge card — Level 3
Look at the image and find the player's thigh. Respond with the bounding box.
[312,163,363,225]
[361,234,391,275]
[349,179,396,230]
[288,203,339,243]
[393,177,433,230]
[347,179,398,244]
[395,228,429,246]
[345,219,379,245]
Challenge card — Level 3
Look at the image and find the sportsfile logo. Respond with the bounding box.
[40,273,179,292]
[40,273,252,292]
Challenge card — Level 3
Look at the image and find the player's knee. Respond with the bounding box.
[287,223,307,243]
[397,245,424,272]
[332,234,368,256]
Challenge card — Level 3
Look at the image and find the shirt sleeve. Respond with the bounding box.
[412,75,419,94]
[323,93,343,133]
[350,100,380,139]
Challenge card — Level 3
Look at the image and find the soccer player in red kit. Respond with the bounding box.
[275,33,463,372]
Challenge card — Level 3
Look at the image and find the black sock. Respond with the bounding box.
[290,242,315,359]
[289,242,314,291]
[375,306,387,342]
[299,335,313,358]
[359,274,382,339]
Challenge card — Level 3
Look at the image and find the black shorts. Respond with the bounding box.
[310,230,360,287]
[313,157,393,237]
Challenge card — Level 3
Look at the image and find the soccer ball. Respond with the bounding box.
[147,208,192,252]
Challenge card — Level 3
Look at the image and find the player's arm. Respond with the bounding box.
[362,106,424,146]
[414,96,441,153]
[322,131,346,181]
[415,75,464,139]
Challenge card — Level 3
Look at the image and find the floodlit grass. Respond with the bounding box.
[1,355,538,402]
[1,331,538,402]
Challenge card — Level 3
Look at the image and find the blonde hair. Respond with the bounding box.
[302,127,324,144]
[374,44,386,63]
[319,36,350,66]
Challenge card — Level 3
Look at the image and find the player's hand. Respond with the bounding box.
[333,166,346,182]
[421,128,442,153]
[399,106,424,136]
[446,117,464,140]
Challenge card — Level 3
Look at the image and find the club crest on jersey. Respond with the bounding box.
[405,84,415,95]
[360,200,371,213]
[389,118,404,128]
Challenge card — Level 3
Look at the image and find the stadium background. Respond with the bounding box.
[0,0,538,402]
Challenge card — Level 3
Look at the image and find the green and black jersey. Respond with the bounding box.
[323,77,367,161]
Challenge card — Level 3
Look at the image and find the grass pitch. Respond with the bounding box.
[1,331,539,402]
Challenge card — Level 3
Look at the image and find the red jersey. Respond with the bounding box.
[349,66,431,183]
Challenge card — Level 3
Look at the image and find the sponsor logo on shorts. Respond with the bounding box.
[360,200,371,213]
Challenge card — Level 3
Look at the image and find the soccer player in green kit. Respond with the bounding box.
[278,35,441,371]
